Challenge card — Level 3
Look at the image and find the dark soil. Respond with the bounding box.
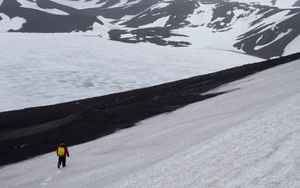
[1,52,300,167]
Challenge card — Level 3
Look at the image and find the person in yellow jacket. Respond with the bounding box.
[56,141,70,168]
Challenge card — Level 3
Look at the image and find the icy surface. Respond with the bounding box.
[0,59,299,188]
[0,33,261,112]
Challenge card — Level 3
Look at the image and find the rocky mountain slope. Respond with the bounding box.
[1,0,300,58]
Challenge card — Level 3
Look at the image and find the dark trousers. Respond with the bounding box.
[58,157,66,168]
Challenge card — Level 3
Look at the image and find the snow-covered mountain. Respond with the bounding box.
[1,0,300,58]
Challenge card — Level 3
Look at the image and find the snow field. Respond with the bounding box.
[1,59,299,188]
[0,33,261,112]
[105,59,300,188]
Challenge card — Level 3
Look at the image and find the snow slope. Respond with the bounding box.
[1,59,299,188]
[284,35,300,55]
[0,33,261,112]
[175,2,300,55]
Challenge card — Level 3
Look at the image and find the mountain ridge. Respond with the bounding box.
[1,0,300,58]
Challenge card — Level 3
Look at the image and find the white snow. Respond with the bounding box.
[41,0,123,9]
[283,35,300,55]
[173,4,298,52]
[0,14,26,32]
[0,57,299,188]
[108,0,138,9]
[156,2,170,9]
[0,33,261,112]
[138,16,170,28]
[170,3,254,51]
[71,18,111,37]
[228,0,299,8]
[274,0,299,8]
[17,0,69,15]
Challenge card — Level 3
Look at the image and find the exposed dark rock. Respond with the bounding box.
[234,11,300,59]
[35,0,80,15]
[0,0,21,9]
[1,7,103,33]
[108,27,190,46]
[293,0,300,6]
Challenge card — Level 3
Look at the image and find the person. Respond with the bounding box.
[56,141,69,168]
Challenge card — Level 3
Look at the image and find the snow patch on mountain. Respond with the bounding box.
[156,2,170,9]
[39,0,104,9]
[17,0,68,15]
[108,0,139,9]
[70,16,116,37]
[228,0,300,8]
[171,3,256,51]
[283,35,300,55]
[0,14,26,32]
[274,0,298,8]
[48,0,140,10]
[139,16,170,28]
